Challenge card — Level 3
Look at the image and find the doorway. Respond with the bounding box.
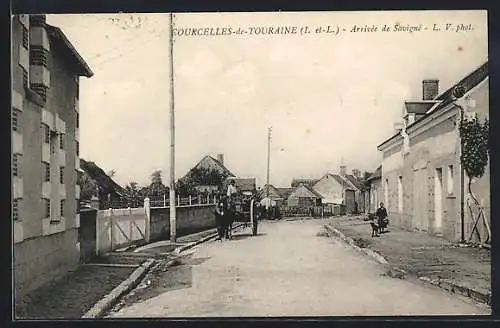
[434,168,443,231]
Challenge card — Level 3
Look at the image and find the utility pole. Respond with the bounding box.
[266,127,272,198]
[169,12,176,243]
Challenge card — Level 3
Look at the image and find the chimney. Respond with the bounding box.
[422,79,439,101]
[340,164,347,175]
[217,154,224,165]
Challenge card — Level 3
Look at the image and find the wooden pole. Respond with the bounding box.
[169,12,176,243]
[266,127,271,197]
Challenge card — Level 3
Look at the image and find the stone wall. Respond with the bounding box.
[150,204,217,241]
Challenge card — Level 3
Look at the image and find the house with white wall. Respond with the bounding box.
[377,62,489,243]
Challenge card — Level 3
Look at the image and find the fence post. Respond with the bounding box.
[189,195,192,205]
[95,210,101,256]
[198,194,201,205]
[128,207,133,241]
[177,195,180,206]
[109,208,115,252]
[144,197,151,243]
[163,194,166,207]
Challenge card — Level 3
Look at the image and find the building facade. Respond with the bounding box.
[12,14,93,298]
[377,63,489,242]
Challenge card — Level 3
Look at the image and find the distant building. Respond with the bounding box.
[257,184,290,207]
[290,178,319,188]
[377,62,489,242]
[224,177,257,196]
[365,166,382,213]
[179,154,235,193]
[312,171,356,213]
[79,159,127,209]
[287,184,323,207]
[12,14,93,298]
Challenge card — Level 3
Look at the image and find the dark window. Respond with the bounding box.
[13,154,21,177]
[43,198,50,218]
[30,46,48,67]
[76,141,80,156]
[12,109,21,132]
[60,199,65,217]
[43,162,50,182]
[13,198,20,221]
[60,167,64,184]
[60,134,64,150]
[76,198,79,214]
[76,112,80,128]
[43,124,50,143]
[22,67,28,88]
[50,131,57,154]
[22,26,29,49]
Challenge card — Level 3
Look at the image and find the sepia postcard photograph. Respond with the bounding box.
[11,9,492,319]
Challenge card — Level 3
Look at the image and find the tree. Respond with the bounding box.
[78,171,97,201]
[149,170,168,199]
[176,167,229,196]
[459,114,490,243]
[107,169,117,178]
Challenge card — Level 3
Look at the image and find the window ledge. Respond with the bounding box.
[446,194,456,199]
[24,86,45,107]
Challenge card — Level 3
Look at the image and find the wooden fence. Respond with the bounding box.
[96,203,151,256]
[279,205,345,217]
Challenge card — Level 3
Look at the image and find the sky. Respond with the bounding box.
[46,10,488,188]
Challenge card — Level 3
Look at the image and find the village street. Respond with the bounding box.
[107,219,489,317]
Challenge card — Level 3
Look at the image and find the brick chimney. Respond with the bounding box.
[422,79,439,101]
[340,164,347,175]
[217,154,224,165]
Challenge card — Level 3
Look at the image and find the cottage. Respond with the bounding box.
[312,167,359,214]
[377,62,489,243]
[287,184,323,207]
[290,178,319,188]
[79,159,127,209]
[257,184,289,206]
[12,14,93,298]
[178,153,235,193]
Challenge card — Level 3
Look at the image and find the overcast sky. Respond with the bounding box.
[46,10,487,188]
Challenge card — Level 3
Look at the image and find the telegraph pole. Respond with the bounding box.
[169,12,176,243]
[266,127,272,197]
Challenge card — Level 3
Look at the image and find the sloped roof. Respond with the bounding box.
[226,177,256,192]
[277,187,295,198]
[80,159,126,197]
[257,184,283,199]
[46,24,93,77]
[320,173,356,191]
[344,174,362,189]
[288,184,323,199]
[378,61,488,150]
[180,155,235,182]
[366,166,382,181]
[291,178,320,188]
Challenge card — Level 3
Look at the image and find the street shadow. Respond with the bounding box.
[110,256,211,313]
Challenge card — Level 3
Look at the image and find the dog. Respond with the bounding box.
[370,221,380,237]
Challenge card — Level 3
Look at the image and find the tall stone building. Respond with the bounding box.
[11,14,93,298]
